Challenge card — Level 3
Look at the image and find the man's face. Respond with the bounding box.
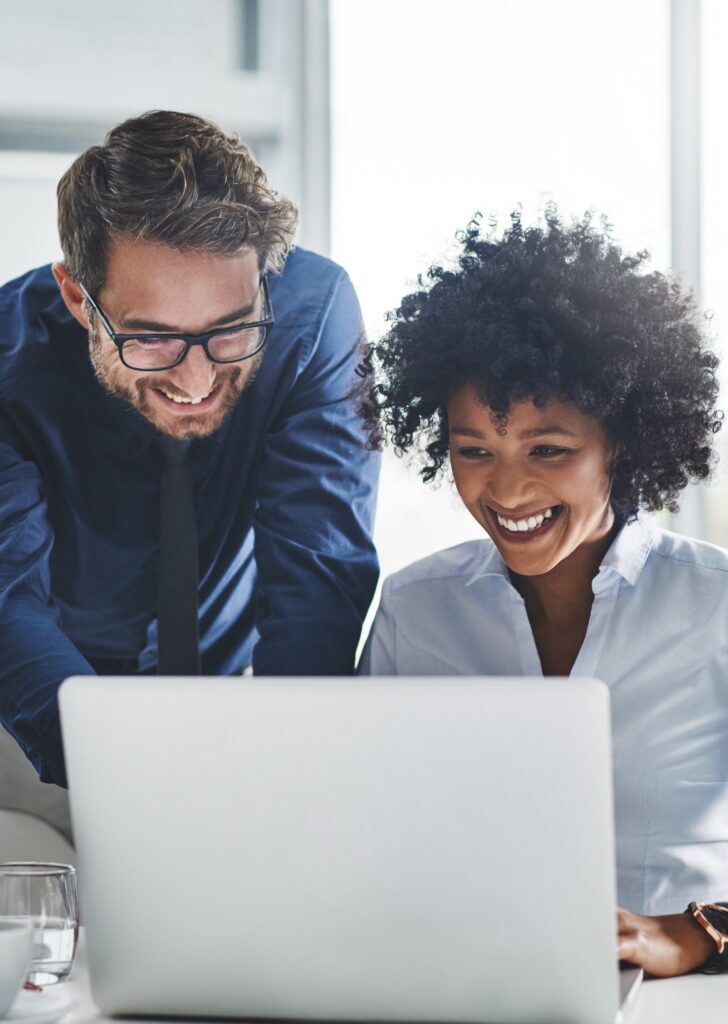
[85,237,264,439]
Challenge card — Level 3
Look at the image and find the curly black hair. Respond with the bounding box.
[361,208,722,517]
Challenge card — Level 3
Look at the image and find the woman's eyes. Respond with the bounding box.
[457,446,490,459]
[455,445,572,459]
[530,445,572,458]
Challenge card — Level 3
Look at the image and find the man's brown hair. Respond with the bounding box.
[57,109,299,293]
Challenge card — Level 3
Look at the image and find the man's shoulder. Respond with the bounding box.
[279,246,348,287]
[0,264,60,320]
[0,264,77,378]
[269,248,353,324]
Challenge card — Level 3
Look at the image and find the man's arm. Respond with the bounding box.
[357,578,397,675]
[252,269,380,676]
[0,437,94,787]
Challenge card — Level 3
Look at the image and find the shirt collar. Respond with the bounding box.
[465,511,656,590]
[465,540,510,586]
[595,512,655,589]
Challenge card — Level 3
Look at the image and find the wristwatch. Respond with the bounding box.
[686,902,728,973]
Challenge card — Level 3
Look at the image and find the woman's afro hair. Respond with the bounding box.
[360,207,722,518]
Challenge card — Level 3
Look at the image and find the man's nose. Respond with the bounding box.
[168,344,215,396]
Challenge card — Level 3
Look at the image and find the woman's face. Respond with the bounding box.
[448,385,617,576]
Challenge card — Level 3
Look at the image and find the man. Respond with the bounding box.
[0,110,380,793]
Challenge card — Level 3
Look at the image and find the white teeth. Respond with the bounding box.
[160,388,212,405]
[496,508,557,533]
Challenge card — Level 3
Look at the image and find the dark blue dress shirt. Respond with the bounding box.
[0,248,380,787]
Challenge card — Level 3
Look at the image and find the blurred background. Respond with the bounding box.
[1,0,725,585]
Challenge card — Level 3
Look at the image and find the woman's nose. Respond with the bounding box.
[484,462,537,511]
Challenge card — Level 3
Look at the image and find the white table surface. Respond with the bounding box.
[39,929,728,1024]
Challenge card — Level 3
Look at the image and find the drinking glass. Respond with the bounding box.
[0,863,78,985]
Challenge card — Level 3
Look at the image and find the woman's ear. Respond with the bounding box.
[608,443,626,488]
[52,263,91,329]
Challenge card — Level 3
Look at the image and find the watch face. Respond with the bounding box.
[700,904,728,938]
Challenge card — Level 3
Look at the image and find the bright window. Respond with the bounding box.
[702,0,728,543]
[331,0,670,580]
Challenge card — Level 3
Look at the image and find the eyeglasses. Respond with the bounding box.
[79,277,274,371]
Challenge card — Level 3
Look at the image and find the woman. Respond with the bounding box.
[359,209,728,977]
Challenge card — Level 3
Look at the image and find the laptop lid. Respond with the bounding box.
[60,675,622,1024]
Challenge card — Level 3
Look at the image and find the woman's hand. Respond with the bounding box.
[617,907,715,977]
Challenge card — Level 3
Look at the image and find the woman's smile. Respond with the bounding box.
[488,503,564,543]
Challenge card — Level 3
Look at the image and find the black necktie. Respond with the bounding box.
[156,436,201,675]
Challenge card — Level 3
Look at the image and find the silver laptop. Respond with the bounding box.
[59,675,641,1024]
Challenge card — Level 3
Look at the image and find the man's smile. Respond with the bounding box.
[151,383,222,412]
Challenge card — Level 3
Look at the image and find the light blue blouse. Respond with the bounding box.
[360,516,728,915]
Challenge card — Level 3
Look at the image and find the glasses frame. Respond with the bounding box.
[79,276,274,371]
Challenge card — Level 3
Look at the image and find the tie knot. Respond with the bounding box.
[155,435,192,467]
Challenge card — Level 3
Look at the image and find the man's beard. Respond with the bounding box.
[88,320,261,439]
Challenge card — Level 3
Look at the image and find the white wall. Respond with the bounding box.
[0,0,329,277]
[0,153,68,284]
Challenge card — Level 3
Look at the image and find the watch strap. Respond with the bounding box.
[686,902,728,974]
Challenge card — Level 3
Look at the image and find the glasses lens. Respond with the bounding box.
[208,325,267,362]
[121,337,187,369]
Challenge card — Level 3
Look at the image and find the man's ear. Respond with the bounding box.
[52,263,91,329]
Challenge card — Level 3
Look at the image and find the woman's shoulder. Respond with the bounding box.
[637,523,728,616]
[382,537,502,597]
[649,524,728,576]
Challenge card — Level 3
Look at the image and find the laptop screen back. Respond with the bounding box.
[60,675,620,1024]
